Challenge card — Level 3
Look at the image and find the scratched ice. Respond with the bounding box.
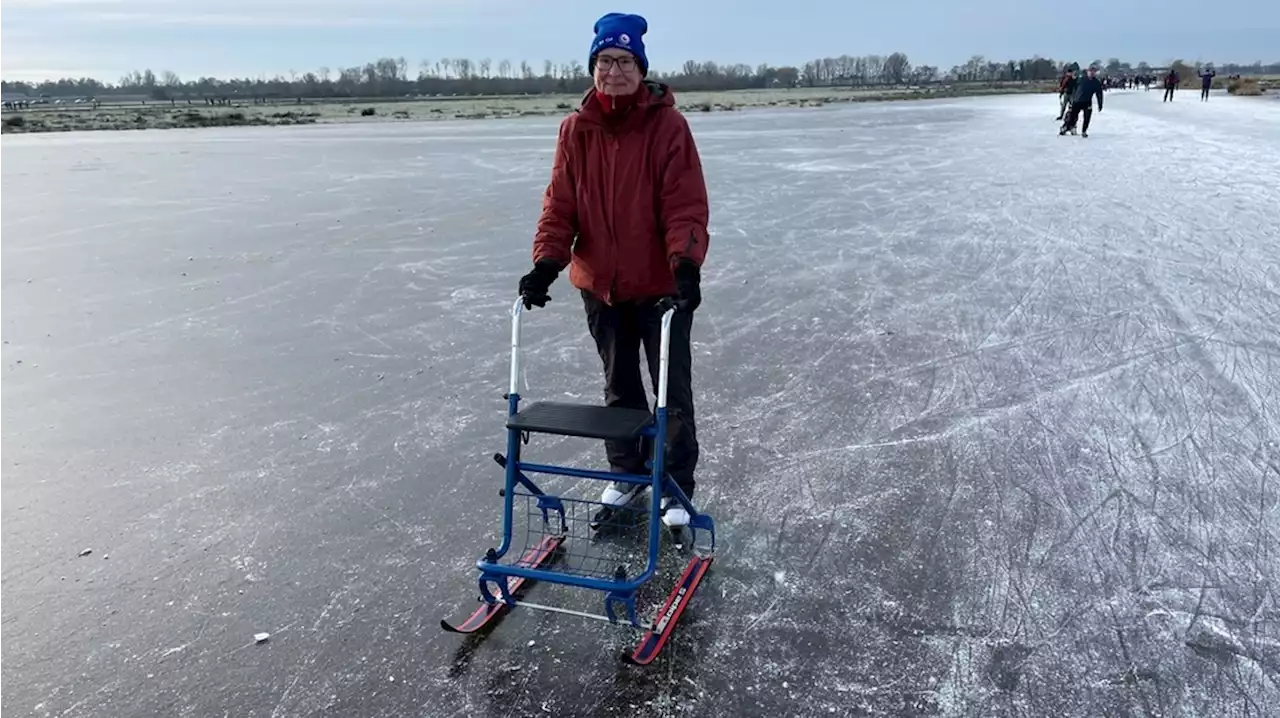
[3,91,1278,717]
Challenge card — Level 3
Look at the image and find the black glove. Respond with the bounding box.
[672,259,701,313]
[518,260,561,309]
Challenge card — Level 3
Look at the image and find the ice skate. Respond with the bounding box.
[661,496,692,551]
[660,496,690,528]
[590,482,648,531]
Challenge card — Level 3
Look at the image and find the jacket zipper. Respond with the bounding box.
[607,132,620,303]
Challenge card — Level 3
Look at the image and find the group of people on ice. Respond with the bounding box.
[1054,62,1223,136]
[1153,68,1217,102]
[1055,64,1105,137]
[1105,74,1155,90]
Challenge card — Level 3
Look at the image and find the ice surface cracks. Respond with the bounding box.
[2,92,1277,718]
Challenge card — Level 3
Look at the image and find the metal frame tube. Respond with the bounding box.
[509,297,523,396]
[517,462,651,486]
[649,306,676,576]
[480,560,655,594]
[485,298,683,597]
[508,600,653,631]
[657,307,674,408]
[493,297,527,560]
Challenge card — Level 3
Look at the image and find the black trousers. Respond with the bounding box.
[582,291,698,498]
[1063,103,1093,133]
[1164,86,1175,102]
[1201,87,1210,101]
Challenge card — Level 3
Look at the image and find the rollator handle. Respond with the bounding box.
[509,295,678,409]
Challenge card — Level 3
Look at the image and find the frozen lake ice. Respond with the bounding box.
[3,90,1278,717]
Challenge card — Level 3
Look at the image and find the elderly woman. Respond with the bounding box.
[517,12,710,528]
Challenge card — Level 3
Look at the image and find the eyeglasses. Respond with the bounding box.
[595,55,637,72]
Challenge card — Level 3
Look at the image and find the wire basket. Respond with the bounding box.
[505,487,655,583]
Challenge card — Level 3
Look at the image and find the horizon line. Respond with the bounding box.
[5,53,1276,85]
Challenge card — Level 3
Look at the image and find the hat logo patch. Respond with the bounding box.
[619,33,630,45]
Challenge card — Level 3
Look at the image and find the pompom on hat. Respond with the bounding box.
[589,13,648,76]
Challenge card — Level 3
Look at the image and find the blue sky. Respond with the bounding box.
[3,0,1277,82]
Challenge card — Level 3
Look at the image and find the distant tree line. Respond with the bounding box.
[4,55,1277,100]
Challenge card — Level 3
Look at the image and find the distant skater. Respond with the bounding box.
[1163,69,1179,102]
[1060,67,1104,137]
[1199,68,1216,101]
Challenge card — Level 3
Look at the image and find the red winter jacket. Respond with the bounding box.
[532,81,710,305]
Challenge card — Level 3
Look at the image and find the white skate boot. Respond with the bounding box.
[661,497,692,550]
[589,483,647,531]
[660,497,690,528]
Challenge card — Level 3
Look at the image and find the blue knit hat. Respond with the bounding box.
[589,13,648,76]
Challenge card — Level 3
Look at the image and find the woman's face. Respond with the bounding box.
[593,49,641,96]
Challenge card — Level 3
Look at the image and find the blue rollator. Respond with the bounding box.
[440,297,717,664]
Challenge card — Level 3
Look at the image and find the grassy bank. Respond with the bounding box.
[1225,76,1275,96]
[1,82,1054,134]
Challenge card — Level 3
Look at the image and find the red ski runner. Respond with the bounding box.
[439,534,564,634]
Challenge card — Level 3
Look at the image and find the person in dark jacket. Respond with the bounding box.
[1060,66,1104,137]
[1056,68,1077,120]
[1163,69,1179,102]
[1199,68,1216,101]
[517,12,710,528]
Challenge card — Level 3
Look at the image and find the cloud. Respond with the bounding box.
[4,0,501,25]
[1,67,109,81]
[2,0,529,80]
[1,0,129,6]
[77,10,430,28]
[80,11,407,26]
[0,42,121,80]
